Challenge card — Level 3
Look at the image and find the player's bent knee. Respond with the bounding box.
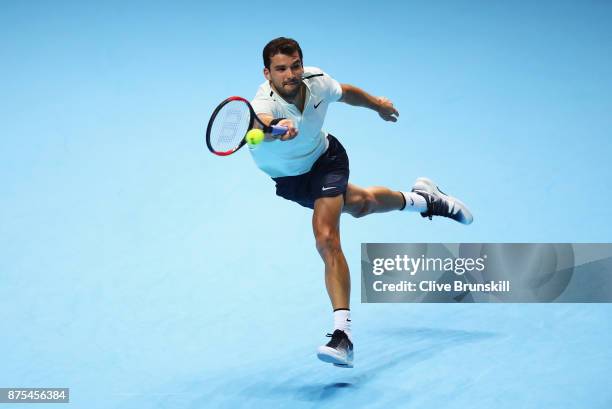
[314,229,340,254]
[350,192,376,218]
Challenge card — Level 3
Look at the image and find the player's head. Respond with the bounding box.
[262,37,304,100]
[262,37,303,69]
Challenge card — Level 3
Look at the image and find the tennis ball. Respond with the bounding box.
[246,129,264,145]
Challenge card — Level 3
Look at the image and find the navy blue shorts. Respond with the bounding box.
[272,134,350,209]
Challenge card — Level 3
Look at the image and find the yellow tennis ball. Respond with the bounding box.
[246,129,264,145]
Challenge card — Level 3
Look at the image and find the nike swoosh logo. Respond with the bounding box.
[410,198,414,206]
[314,100,324,109]
[322,186,335,191]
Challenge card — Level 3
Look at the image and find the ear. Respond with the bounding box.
[263,67,270,81]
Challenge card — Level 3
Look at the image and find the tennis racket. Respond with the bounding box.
[206,96,287,156]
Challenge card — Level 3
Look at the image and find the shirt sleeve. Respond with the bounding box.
[251,94,275,116]
[321,72,343,103]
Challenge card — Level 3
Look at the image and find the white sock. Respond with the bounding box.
[333,309,352,341]
[400,191,427,212]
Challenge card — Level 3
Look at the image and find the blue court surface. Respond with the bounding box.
[1,1,612,408]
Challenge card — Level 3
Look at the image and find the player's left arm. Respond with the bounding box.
[339,83,399,122]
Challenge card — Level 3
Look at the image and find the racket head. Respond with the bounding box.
[206,96,255,156]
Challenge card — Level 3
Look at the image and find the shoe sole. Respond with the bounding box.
[412,177,473,225]
[317,346,354,368]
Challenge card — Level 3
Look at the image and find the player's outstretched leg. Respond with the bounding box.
[343,182,473,225]
[410,177,473,225]
[317,329,354,368]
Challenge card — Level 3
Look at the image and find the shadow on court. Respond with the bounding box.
[286,327,498,404]
[112,326,499,408]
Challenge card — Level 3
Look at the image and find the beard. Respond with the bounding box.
[272,79,302,101]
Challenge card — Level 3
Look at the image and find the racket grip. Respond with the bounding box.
[270,125,288,136]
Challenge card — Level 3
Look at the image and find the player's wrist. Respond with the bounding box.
[374,97,385,111]
[269,117,286,126]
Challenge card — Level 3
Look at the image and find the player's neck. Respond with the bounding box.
[291,84,306,112]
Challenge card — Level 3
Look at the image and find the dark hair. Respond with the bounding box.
[262,37,303,69]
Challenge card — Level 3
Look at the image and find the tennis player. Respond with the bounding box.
[249,37,473,368]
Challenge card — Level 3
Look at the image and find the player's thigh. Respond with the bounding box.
[312,195,344,240]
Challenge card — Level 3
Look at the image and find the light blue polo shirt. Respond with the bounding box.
[249,67,343,178]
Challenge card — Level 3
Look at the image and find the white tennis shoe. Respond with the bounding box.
[411,177,473,225]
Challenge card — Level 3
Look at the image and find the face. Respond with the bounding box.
[264,51,304,101]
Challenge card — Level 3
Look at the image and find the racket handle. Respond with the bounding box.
[270,125,288,136]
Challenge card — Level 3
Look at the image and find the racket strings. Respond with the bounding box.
[209,100,251,153]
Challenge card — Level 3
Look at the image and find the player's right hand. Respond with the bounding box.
[276,119,298,141]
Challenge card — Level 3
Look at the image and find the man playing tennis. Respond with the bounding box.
[250,37,473,368]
